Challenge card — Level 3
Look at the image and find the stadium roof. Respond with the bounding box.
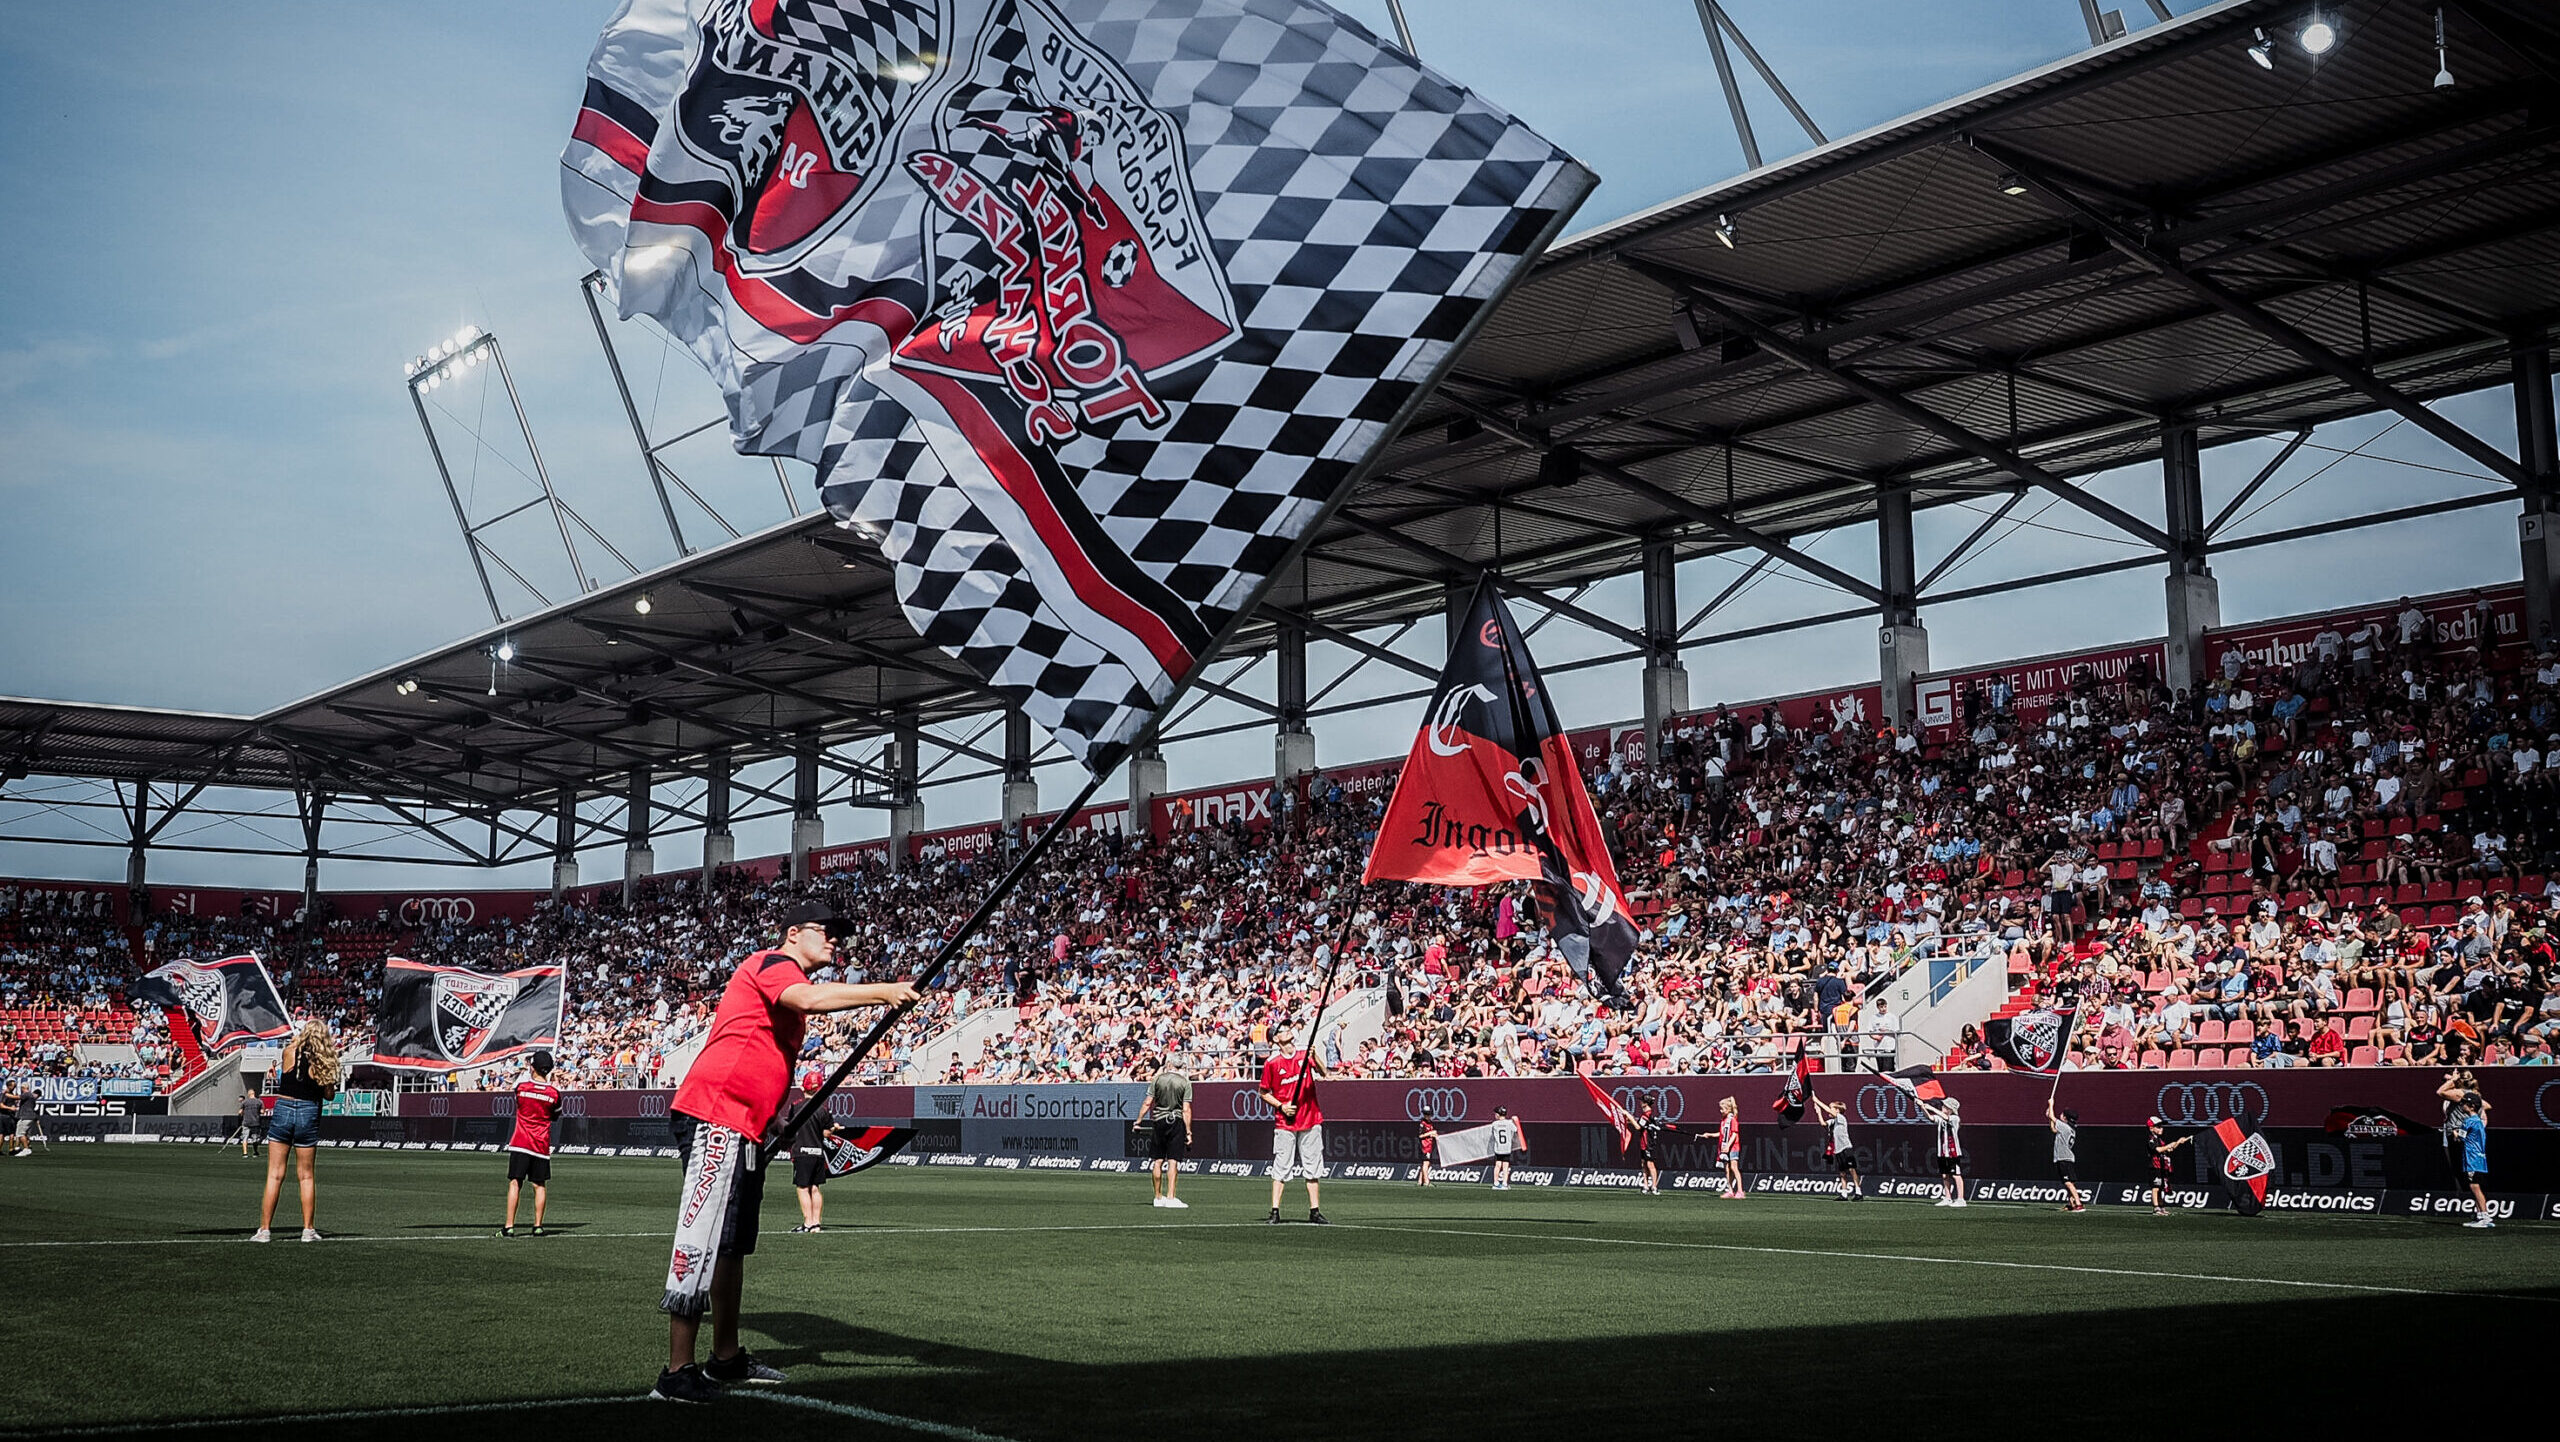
[7,0,2557,833]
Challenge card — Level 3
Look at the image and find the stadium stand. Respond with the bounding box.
[7,589,2559,1091]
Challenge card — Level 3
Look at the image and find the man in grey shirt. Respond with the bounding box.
[1145,1058,1192,1210]
[2048,1098,2085,1213]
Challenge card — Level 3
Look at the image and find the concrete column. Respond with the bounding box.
[299,790,326,917]
[1274,621,1315,780]
[702,750,733,875]
[1640,534,1689,756]
[623,765,655,901]
[551,791,579,896]
[888,716,922,871]
[1002,706,1038,833]
[1876,490,1929,727]
[2160,421,2219,693]
[790,732,821,885]
[2517,349,2560,644]
[1127,720,1167,837]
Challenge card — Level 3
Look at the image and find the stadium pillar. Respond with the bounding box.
[1876,490,1929,728]
[2516,348,2560,644]
[1640,534,1689,757]
[888,716,921,871]
[2160,421,2220,694]
[1002,705,1039,834]
[124,785,148,911]
[299,790,326,917]
[702,751,734,875]
[1274,621,1315,781]
[1127,719,1167,832]
[623,765,655,901]
[790,733,822,885]
[550,792,578,896]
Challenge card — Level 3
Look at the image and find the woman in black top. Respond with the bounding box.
[255,1023,339,1243]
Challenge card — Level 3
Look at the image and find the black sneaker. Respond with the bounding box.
[651,1364,720,1404]
[704,1350,786,1386]
[501,1226,516,1237]
[1308,1208,1329,1225]
[1267,1207,1283,1225]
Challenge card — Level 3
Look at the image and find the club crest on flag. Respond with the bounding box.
[2221,1131,2276,1185]
[431,972,524,1065]
[167,963,226,1033]
[2011,1010,2063,1072]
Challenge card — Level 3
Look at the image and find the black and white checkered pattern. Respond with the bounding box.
[571,0,1591,769]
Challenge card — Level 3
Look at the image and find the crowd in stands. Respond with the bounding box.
[6,592,2559,1092]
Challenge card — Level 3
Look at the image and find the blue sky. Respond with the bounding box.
[0,1,2520,887]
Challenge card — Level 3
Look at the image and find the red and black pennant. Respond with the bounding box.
[1365,577,1638,1000]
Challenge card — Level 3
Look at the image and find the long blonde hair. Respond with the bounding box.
[286,1022,342,1090]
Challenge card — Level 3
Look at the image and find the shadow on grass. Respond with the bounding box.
[40,1290,2560,1442]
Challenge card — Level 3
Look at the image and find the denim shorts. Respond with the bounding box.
[266,1098,320,1148]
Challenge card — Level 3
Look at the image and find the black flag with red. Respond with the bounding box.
[824,1125,917,1177]
[2203,1117,2274,1216]
[1365,577,1638,1000]
[1984,1008,2068,1076]
[1773,1040,1816,1127]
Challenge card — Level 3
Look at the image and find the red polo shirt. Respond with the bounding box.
[673,949,811,1137]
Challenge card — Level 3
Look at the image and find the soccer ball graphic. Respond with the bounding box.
[1101,239,1139,289]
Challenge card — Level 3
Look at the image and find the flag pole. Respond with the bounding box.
[767,768,1108,1162]
[1284,891,1365,1116]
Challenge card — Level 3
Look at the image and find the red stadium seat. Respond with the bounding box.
[2343,987,2376,1013]
[2427,904,2458,927]
[2179,898,2203,917]
[2346,1015,2374,1042]
[2194,1048,2225,1068]
[2423,881,2453,904]
[2167,1048,2195,1068]
[2196,1018,2226,1045]
[2139,1049,2167,1069]
[2225,1020,2254,1046]
[2349,1046,2378,1066]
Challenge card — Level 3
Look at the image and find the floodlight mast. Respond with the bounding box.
[405,325,638,625]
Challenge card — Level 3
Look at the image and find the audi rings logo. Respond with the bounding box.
[399,896,477,925]
[2533,1078,2560,1130]
[638,1093,670,1119]
[2154,1081,2269,1128]
[1611,1086,1684,1122]
[1231,1091,1275,1121]
[1854,1084,1930,1125]
[1405,1087,1469,1122]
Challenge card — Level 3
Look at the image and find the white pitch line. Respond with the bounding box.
[0,1221,1248,1251]
[0,1394,648,1438]
[1328,1222,2560,1304]
[742,1390,1028,1441]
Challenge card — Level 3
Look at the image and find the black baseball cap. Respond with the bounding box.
[780,901,842,933]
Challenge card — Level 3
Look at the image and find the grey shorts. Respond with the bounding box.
[1271,1125,1327,1182]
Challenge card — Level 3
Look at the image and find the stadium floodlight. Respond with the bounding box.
[635,592,653,615]
[2433,7,2454,87]
[2298,12,2337,55]
[495,638,516,663]
[395,678,418,695]
[2246,28,2275,69]
[1714,213,1736,249]
[1998,172,2029,196]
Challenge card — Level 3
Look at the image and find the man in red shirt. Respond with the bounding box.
[1258,1021,1330,1225]
[502,1050,560,1237]
[652,902,916,1404]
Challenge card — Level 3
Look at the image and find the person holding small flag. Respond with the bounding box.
[1815,1097,1861,1201]
[2146,1116,2193,1215]
[1259,1022,1329,1225]
[1627,1097,1680,1196]
[1715,1096,1743,1199]
[1416,1108,1438,1188]
[1920,1095,1967,1207]
[2047,1099,2086,1213]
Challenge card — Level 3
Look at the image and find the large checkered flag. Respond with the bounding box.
[565,0,1591,769]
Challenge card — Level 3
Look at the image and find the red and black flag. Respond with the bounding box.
[1984,1008,2068,1076]
[130,955,291,1057]
[1367,577,1639,1000]
[373,959,566,1073]
[2323,1106,2422,1140]
[1579,1069,1634,1155]
[1887,1063,1946,1101]
[1773,1040,1817,1127]
[2203,1116,2275,1216]
[825,1125,917,1177]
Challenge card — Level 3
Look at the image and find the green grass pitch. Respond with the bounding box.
[2,1147,2552,1439]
